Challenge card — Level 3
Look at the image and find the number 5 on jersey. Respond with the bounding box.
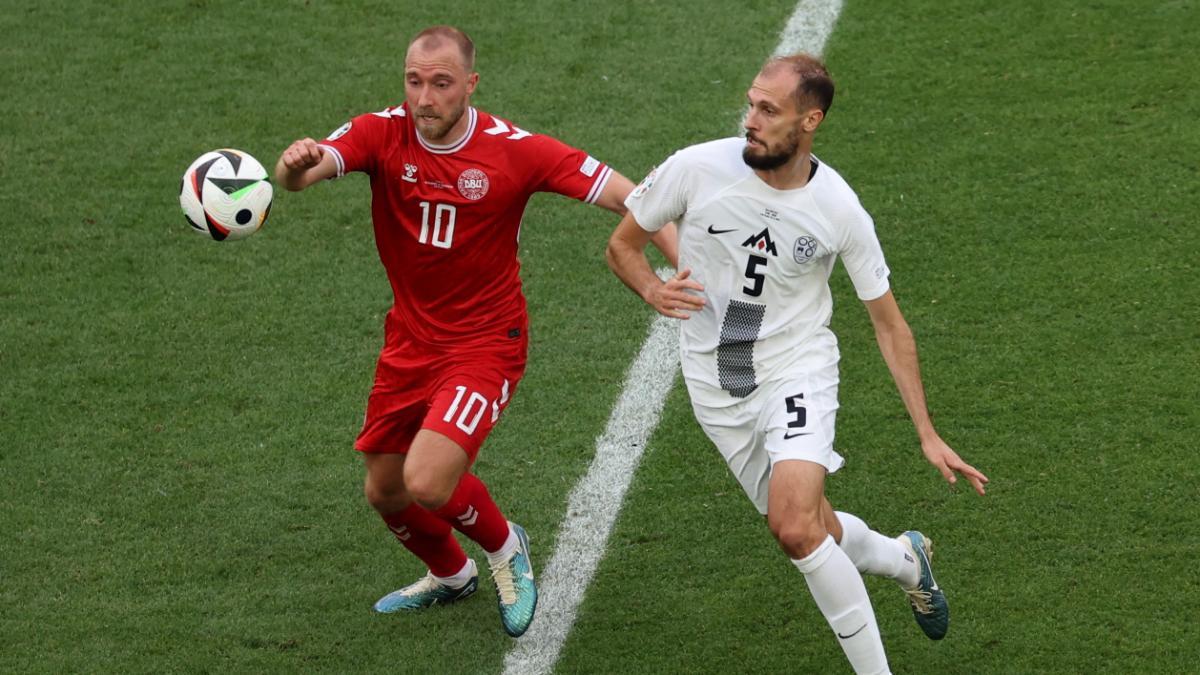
[744,254,768,297]
[419,201,456,249]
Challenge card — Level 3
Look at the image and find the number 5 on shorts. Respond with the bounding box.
[783,393,809,439]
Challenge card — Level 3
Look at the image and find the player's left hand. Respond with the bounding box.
[921,436,989,495]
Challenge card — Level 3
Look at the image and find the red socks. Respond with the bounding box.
[381,503,468,578]
[433,472,511,553]
[382,473,510,573]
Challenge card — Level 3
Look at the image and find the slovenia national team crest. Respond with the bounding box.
[457,168,489,200]
[794,235,818,264]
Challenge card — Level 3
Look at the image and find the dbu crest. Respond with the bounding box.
[457,168,489,200]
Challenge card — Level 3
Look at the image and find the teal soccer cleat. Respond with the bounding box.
[490,522,538,637]
[899,531,949,640]
[373,560,479,613]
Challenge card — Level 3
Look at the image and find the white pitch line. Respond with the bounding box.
[502,3,843,672]
[740,0,845,129]
[775,0,843,57]
[502,270,678,675]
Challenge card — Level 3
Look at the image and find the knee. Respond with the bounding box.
[363,474,410,514]
[770,515,831,560]
[402,464,454,511]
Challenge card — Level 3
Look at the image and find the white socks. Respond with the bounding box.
[432,558,477,589]
[793,535,890,675]
[836,511,920,588]
[485,523,519,567]
[788,513,916,673]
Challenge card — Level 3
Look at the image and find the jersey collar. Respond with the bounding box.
[414,107,478,155]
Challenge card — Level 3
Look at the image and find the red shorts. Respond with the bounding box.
[354,328,527,462]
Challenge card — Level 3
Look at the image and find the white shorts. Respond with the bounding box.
[688,366,843,515]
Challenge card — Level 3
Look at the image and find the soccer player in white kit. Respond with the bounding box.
[606,54,989,674]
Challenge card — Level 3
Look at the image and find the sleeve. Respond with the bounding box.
[523,133,614,205]
[316,109,394,178]
[837,201,891,301]
[623,150,689,233]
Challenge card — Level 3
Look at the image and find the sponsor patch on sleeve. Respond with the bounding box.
[580,155,600,178]
[326,121,352,141]
[631,167,658,198]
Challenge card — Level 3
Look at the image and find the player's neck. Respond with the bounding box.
[753,150,815,191]
[441,110,474,146]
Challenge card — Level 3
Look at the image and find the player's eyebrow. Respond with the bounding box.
[405,68,457,80]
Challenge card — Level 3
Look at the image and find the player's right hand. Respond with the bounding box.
[649,268,706,319]
[280,138,325,170]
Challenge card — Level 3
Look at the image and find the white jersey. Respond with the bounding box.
[626,137,890,407]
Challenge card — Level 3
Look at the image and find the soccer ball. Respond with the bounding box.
[179,149,273,241]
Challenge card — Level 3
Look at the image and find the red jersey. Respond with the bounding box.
[318,104,613,348]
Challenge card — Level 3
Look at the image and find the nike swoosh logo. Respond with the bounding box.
[522,571,534,580]
[783,431,813,439]
[707,225,736,234]
[837,624,867,640]
[915,547,939,590]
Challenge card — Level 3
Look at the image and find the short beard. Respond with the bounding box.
[742,128,801,170]
[416,103,466,142]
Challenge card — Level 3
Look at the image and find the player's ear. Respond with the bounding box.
[802,108,824,132]
[465,71,479,96]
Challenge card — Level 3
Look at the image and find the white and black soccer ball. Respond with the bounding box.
[179,149,273,241]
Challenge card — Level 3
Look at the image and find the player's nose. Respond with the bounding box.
[744,108,760,132]
[413,84,434,108]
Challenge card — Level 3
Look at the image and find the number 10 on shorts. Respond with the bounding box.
[443,385,488,434]
[442,381,510,435]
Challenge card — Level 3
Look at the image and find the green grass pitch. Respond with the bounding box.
[1,1,1196,672]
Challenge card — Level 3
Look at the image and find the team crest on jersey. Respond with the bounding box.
[742,228,779,256]
[793,235,818,264]
[326,121,352,141]
[457,168,489,200]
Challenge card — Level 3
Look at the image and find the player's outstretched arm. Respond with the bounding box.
[596,171,679,268]
[864,290,989,495]
[275,138,338,192]
[606,213,703,319]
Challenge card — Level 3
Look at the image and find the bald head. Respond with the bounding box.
[408,25,476,72]
[761,54,834,115]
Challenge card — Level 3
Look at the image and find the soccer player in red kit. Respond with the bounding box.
[275,25,676,637]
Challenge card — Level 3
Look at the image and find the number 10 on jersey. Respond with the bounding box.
[418,201,456,249]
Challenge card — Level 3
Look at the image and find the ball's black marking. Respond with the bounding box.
[209,177,259,195]
[192,157,221,204]
[216,150,243,173]
[235,209,252,225]
[204,211,230,241]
